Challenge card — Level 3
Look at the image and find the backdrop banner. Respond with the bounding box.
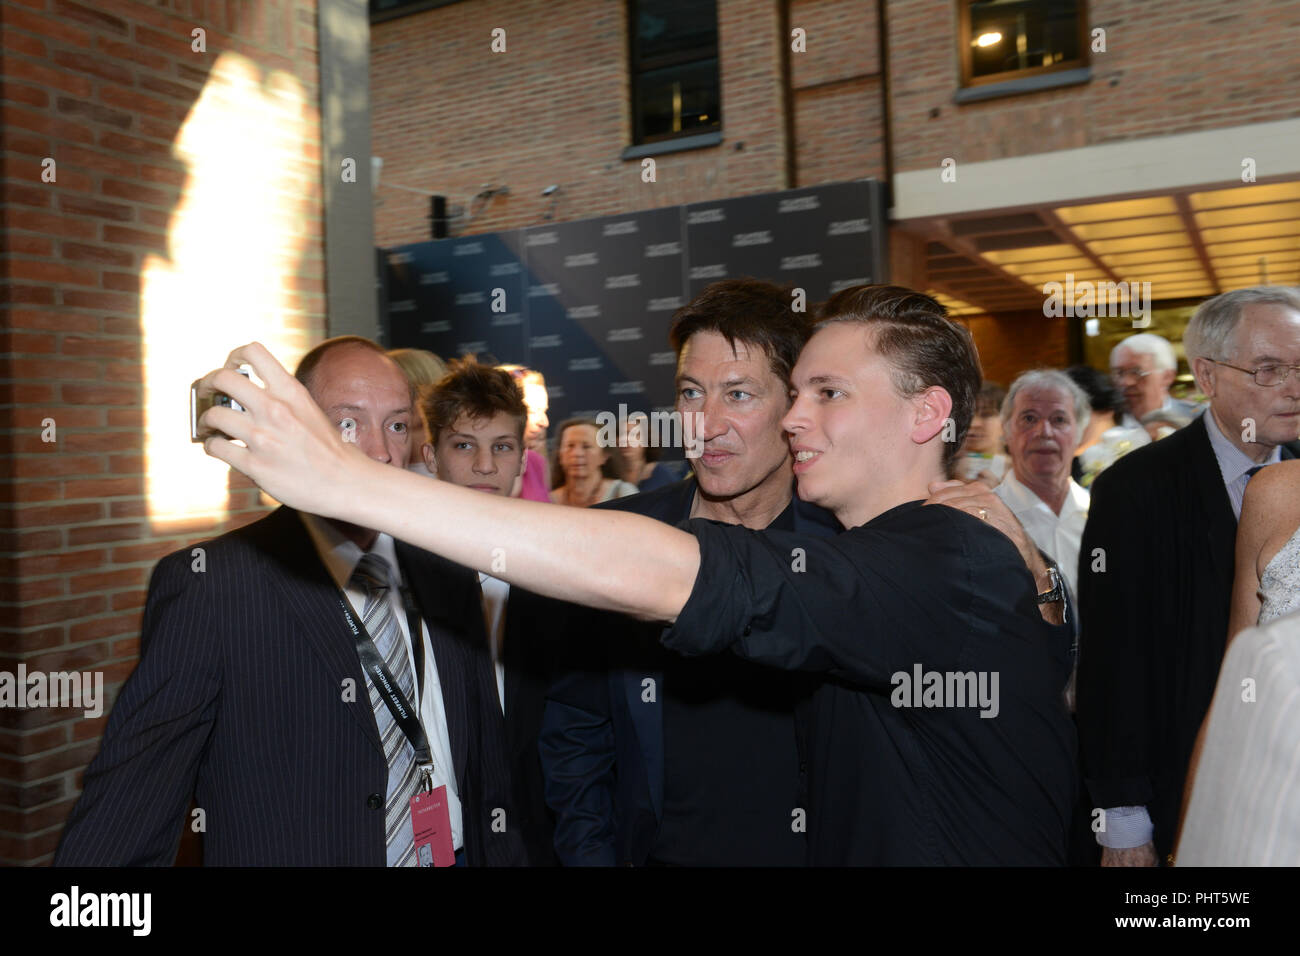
[382,179,887,454]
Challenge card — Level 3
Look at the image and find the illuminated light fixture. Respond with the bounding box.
[974,31,1002,47]
[1085,318,1100,337]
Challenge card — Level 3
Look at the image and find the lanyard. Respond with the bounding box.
[338,586,434,791]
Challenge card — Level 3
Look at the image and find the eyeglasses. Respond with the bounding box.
[1110,366,1152,384]
[1210,360,1300,388]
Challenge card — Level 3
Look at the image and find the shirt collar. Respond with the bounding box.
[1202,408,1282,486]
[299,512,400,591]
[1000,469,1089,520]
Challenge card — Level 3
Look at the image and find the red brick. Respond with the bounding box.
[58,383,140,406]
[49,47,134,87]
[53,0,130,35]
[12,742,102,783]
[7,406,103,428]
[0,797,78,833]
[0,8,93,48]
[2,209,99,241]
[62,335,138,359]
[1,29,46,58]
[100,224,167,248]
[68,566,147,592]
[3,529,64,552]
[13,455,104,479]
[111,589,146,612]
[138,162,187,186]
[132,24,191,55]
[110,636,139,657]
[4,234,54,256]
[111,540,182,564]
[96,130,172,158]
[62,478,141,501]
[71,714,109,743]
[58,195,133,222]
[13,503,104,530]
[101,179,175,207]
[0,82,48,108]
[0,331,57,353]
[98,84,182,122]
[22,642,109,675]
[6,260,99,286]
[0,104,96,144]
[60,242,135,267]
[0,285,55,305]
[65,521,147,547]
[9,482,63,504]
[138,75,200,104]
[3,59,94,97]
[1,128,50,156]
[0,726,68,759]
[102,271,140,293]
[19,595,108,628]
[94,35,169,72]
[68,614,138,643]
[60,290,140,311]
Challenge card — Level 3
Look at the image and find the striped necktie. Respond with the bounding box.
[351,552,421,867]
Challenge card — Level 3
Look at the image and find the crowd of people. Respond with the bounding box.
[53,279,1300,867]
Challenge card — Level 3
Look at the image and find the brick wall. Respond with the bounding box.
[887,0,1300,172]
[0,0,325,865]
[372,0,798,246]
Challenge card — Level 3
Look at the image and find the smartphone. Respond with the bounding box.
[190,366,249,442]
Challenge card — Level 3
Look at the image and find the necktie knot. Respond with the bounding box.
[351,551,393,594]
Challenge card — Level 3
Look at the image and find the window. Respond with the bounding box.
[959,0,1087,88]
[369,0,463,24]
[629,0,721,146]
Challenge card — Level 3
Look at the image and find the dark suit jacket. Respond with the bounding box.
[539,477,840,866]
[1076,414,1295,859]
[54,506,525,866]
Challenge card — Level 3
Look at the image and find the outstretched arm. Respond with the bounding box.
[199,343,698,622]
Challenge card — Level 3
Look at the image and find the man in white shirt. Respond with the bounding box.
[995,369,1092,603]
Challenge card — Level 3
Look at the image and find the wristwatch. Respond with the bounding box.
[1036,563,1065,606]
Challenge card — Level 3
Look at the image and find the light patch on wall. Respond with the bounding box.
[143,52,310,526]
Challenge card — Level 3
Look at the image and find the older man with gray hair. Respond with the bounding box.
[995,369,1092,605]
[1078,285,1300,868]
[1110,332,1200,425]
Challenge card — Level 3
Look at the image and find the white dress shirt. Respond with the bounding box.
[993,469,1090,599]
[477,572,510,714]
[300,513,463,853]
[1203,408,1283,520]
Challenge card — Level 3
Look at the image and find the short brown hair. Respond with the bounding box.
[420,356,527,445]
[668,278,812,386]
[816,286,980,470]
[295,336,413,404]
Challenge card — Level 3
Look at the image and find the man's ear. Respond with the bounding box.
[1190,357,1217,399]
[421,441,438,476]
[912,386,954,446]
[1157,367,1176,391]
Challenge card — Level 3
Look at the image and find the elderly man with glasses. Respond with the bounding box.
[1077,286,1300,868]
[1109,332,1201,426]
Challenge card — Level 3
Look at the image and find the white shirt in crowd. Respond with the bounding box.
[300,513,463,853]
[478,571,510,714]
[993,469,1090,600]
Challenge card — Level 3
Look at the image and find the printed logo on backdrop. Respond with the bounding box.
[781,254,822,270]
[645,242,680,257]
[389,299,416,313]
[565,252,599,268]
[455,291,486,306]
[733,231,772,247]
[422,320,452,333]
[828,219,870,235]
[689,264,727,280]
[605,274,640,288]
[648,297,681,312]
[569,357,603,371]
[604,220,639,236]
[453,242,484,256]
[529,283,560,297]
[490,262,521,276]
[779,195,820,213]
[830,277,871,294]
[687,208,725,224]
[531,335,562,348]
[457,340,488,355]
[419,271,450,284]
[567,305,601,319]
[526,231,559,246]
[608,328,643,342]
[388,251,413,265]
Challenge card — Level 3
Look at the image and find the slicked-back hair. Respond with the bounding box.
[295,336,413,404]
[419,356,527,446]
[668,278,812,386]
[815,286,980,470]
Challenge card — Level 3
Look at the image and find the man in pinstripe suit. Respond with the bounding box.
[55,338,525,866]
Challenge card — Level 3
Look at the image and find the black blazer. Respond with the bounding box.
[1076,414,1294,858]
[54,507,525,866]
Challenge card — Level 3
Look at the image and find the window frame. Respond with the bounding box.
[957,0,1090,91]
[627,0,723,147]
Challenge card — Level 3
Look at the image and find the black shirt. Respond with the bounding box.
[664,500,1077,865]
[650,500,808,866]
